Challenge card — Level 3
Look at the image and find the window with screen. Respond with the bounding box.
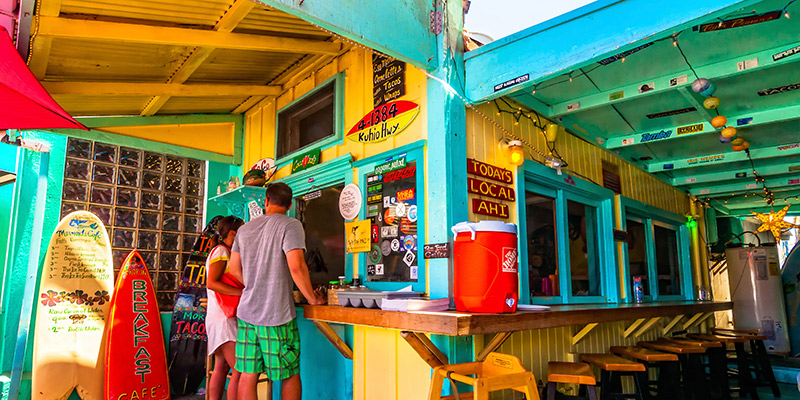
[277,82,335,159]
[60,137,205,310]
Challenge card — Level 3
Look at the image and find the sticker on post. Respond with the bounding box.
[669,75,688,87]
[375,264,384,276]
[248,200,263,220]
[381,240,392,256]
[403,250,416,267]
[407,205,418,222]
[395,202,407,217]
[410,266,418,280]
[391,239,401,252]
[501,247,518,273]
[381,225,398,238]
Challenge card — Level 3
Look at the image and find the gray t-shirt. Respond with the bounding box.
[231,213,306,326]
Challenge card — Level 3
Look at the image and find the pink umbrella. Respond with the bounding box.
[0,26,87,130]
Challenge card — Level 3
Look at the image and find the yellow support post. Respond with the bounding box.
[572,323,599,346]
[633,317,661,338]
[662,315,684,335]
[624,318,646,338]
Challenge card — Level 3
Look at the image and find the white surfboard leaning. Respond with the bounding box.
[32,211,114,400]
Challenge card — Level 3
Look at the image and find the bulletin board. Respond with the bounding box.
[364,159,418,282]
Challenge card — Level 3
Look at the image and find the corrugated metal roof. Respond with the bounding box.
[29,0,336,116]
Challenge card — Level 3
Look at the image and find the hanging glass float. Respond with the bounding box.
[721,126,737,138]
[703,96,720,109]
[691,78,710,93]
[711,115,727,128]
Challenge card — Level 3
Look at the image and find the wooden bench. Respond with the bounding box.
[579,354,647,400]
[637,341,704,354]
[610,346,677,362]
[579,353,645,372]
[660,337,723,348]
[546,362,597,400]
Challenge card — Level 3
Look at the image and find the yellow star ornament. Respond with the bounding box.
[751,205,800,241]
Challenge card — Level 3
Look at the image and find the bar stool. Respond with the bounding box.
[578,353,648,400]
[610,346,681,400]
[638,341,705,400]
[688,333,760,400]
[427,352,540,400]
[546,361,598,400]
[711,328,780,398]
[663,337,729,400]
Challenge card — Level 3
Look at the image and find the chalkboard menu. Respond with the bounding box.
[365,159,418,282]
[373,53,406,107]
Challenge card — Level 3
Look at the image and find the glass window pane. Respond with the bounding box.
[63,180,88,202]
[144,153,163,171]
[139,251,157,269]
[117,168,140,187]
[89,205,112,225]
[90,184,114,205]
[114,208,137,228]
[165,157,184,175]
[184,197,202,214]
[163,195,182,212]
[158,271,178,291]
[92,164,115,184]
[160,252,181,271]
[138,231,159,250]
[67,138,91,159]
[61,202,86,219]
[164,176,183,193]
[186,179,202,197]
[163,213,181,232]
[277,83,335,158]
[567,200,601,297]
[157,292,175,312]
[142,172,162,191]
[116,188,138,208]
[65,159,90,180]
[112,249,129,270]
[161,233,181,251]
[139,211,160,230]
[525,192,559,297]
[183,234,199,253]
[655,225,681,296]
[626,219,649,296]
[187,159,203,178]
[119,147,141,168]
[140,191,161,210]
[112,229,135,248]
[183,216,201,234]
[93,143,117,164]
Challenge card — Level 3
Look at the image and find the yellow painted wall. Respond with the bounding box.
[243,47,431,400]
[465,102,690,220]
[96,122,237,156]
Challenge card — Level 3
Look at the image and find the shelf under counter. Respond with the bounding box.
[302,301,732,336]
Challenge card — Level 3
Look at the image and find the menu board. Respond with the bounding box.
[373,53,406,108]
[365,159,418,282]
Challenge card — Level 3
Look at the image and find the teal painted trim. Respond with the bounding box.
[609,102,800,149]
[648,141,800,171]
[76,114,241,128]
[48,128,240,165]
[274,73,345,169]
[522,160,616,304]
[255,0,435,71]
[0,147,21,313]
[678,225,694,300]
[275,154,354,282]
[8,151,48,400]
[672,161,799,186]
[351,140,427,169]
[356,146,426,293]
[515,165,530,305]
[690,175,800,197]
[464,0,760,103]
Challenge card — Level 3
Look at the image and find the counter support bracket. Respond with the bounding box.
[633,317,661,338]
[662,315,684,335]
[624,318,646,338]
[311,320,353,360]
[476,331,513,362]
[572,323,599,346]
[683,312,712,330]
[681,313,705,330]
[400,331,449,368]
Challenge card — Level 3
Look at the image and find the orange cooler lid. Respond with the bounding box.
[452,221,517,240]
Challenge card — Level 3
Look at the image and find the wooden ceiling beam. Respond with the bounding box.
[42,81,282,97]
[36,16,341,55]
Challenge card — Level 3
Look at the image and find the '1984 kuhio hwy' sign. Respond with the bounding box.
[347,100,419,144]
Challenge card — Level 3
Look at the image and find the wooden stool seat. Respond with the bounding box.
[547,362,597,385]
[579,353,646,372]
[610,346,678,362]
[711,328,768,341]
[687,333,748,344]
[428,352,539,400]
[661,337,722,348]
[638,340,704,354]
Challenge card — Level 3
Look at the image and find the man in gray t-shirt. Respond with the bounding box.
[229,182,325,400]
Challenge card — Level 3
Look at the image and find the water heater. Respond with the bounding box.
[725,244,790,355]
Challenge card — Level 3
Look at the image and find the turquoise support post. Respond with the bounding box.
[8,150,48,400]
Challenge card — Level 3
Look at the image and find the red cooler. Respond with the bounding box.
[451,221,519,313]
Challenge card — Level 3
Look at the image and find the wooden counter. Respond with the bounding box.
[303,301,732,336]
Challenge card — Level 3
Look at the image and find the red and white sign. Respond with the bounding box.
[502,247,518,273]
[347,100,420,144]
[467,158,513,184]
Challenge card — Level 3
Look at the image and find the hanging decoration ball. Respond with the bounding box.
[719,134,733,143]
[703,96,720,109]
[732,140,750,152]
[731,137,745,146]
[711,115,727,128]
[721,126,737,138]
[691,78,711,93]
[699,82,717,97]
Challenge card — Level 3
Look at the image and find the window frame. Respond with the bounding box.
[274,73,345,167]
[517,160,617,305]
[620,196,693,302]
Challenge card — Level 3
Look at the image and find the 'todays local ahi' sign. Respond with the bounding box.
[347,100,419,144]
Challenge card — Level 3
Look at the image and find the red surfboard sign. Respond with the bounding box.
[106,250,170,400]
[346,100,419,143]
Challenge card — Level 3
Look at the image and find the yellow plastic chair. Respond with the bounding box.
[427,352,540,400]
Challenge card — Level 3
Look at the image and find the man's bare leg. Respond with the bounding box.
[281,373,301,400]
[237,372,260,400]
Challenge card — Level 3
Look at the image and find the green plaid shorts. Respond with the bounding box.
[235,318,300,380]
